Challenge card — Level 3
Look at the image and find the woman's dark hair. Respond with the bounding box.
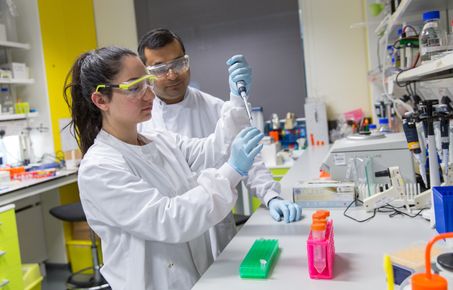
[63,46,136,155]
[137,28,185,64]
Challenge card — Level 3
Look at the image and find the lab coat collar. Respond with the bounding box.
[155,88,191,108]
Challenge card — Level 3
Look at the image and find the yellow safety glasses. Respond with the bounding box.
[146,55,190,79]
[95,74,157,97]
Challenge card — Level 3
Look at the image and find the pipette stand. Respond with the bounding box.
[363,167,409,212]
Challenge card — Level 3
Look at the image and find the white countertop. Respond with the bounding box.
[0,169,78,206]
[192,207,435,290]
[0,203,14,213]
[0,169,77,196]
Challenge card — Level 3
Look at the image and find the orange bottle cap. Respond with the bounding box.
[412,273,447,290]
[311,223,326,231]
[316,210,330,218]
[312,212,326,219]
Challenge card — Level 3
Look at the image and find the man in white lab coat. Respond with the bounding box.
[138,28,301,259]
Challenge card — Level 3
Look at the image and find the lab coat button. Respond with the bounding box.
[168,262,174,268]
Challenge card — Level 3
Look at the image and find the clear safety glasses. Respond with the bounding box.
[95,74,157,98]
[146,55,190,79]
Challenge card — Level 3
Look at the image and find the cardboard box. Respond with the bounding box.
[1,62,28,79]
[72,221,91,240]
[64,149,82,170]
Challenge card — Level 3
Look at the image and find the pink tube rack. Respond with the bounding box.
[306,220,335,279]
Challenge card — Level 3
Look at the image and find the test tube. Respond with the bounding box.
[311,223,327,274]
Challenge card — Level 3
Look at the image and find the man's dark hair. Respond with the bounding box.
[138,28,186,64]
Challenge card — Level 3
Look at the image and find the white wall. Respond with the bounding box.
[93,0,138,50]
[299,0,371,119]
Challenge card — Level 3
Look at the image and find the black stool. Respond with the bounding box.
[50,202,110,290]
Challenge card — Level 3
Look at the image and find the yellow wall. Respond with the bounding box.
[37,0,97,242]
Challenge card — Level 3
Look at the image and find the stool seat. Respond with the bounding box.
[50,202,86,222]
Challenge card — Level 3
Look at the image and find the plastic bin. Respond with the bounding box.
[433,186,453,233]
[307,220,335,279]
[67,239,102,274]
[22,264,43,290]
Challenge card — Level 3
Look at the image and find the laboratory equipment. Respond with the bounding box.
[411,233,452,290]
[284,112,296,130]
[292,180,355,208]
[419,100,441,225]
[305,99,329,146]
[419,10,447,63]
[379,118,392,133]
[307,216,335,279]
[239,239,279,278]
[384,255,395,290]
[1,87,14,114]
[0,129,6,166]
[270,113,280,130]
[363,167,409,212]
[433,186,453,234]
[389,243,443,286]
[321,132,416,185]
[402,113,427,187]
[311,223,327,273]
[251,107,264,132]
[236,80,253,125]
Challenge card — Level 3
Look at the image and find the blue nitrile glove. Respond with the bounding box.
[268,198,302,223]
[226,55,252,97]
[228,127,264,176]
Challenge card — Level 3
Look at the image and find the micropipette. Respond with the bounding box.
[236,80,253,126]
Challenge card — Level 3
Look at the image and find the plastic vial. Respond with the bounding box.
[378,118,392,133]
[1,87,14,114]
[311,223,327,274]
[251,107,264,133]
[419,11,447,63]
[369,124,378,133]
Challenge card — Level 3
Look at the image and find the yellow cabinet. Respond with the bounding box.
[0,205,24,290]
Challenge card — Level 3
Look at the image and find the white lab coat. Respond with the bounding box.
[78,98,248,290]
[139,87,280,258]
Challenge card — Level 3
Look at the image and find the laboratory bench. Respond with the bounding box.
[193,145,437,290]
[0,169,77,206]
[0,169,78,266]
[192,207,435,290]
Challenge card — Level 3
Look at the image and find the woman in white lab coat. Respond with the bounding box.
[63,46,263,290]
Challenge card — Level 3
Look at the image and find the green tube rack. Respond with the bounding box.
[239,239,279,278]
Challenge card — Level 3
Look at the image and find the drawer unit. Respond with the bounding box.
[0,209,17,242]
[0,236,21,275]
[0,205,24,290]
[0,268,24,290]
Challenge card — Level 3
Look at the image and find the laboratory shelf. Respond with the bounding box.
[397,52,453,82]
[0,40,30,50]
[0,78,35,85]
[376,0,449,38]
[0,112,38,122]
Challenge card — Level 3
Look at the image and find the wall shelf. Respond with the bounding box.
[0,40,30,50]
[397,52,453,82]
[0,78,35,85]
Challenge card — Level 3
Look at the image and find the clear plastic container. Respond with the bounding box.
[1,87,13,114]
[251,107,264,133]
[419,10,447,63]
[378,118,391,133]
